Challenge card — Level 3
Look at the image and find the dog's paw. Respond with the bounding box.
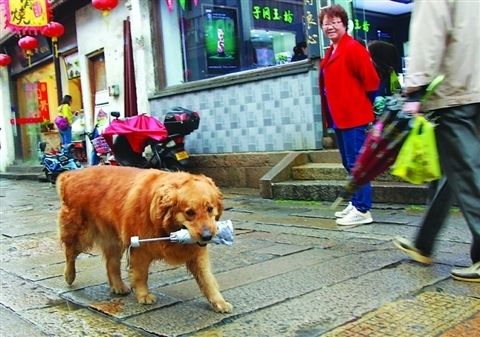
[112,284,131,295]
[136,293,157,305]
[212,300,233,313]
[64,266,76,285]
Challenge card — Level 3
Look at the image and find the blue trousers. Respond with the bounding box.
[59,126,72,146]
[335,126,372,212]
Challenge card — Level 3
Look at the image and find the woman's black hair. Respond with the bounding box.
[61,95,72,105]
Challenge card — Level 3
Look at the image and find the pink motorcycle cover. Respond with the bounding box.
[102,114,168,153]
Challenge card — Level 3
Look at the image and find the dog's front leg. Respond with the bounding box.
[129,250,156,304]
[186,249,232,313]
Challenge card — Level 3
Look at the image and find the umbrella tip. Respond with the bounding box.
[330,196,344,210]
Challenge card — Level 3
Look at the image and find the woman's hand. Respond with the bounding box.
[402,101,422,115]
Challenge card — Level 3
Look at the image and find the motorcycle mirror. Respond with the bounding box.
[111,111,120,119]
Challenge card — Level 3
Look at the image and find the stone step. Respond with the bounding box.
[272,179,428,204]
[306,149,342,163]
[292,163,403,182]
[5,164,43,173]
[0,164,45,181]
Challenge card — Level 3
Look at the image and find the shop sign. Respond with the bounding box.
[251,1,302,30]
[3,0,51,34]
[354,19,370,33]
[252,5,294,24]
[304,0,321,59]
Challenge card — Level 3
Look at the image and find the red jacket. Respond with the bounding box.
[320,35,379,129]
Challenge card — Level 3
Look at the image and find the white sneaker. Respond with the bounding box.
[335,202,354,218]
[450,261,480,283]
[336,208,373,226]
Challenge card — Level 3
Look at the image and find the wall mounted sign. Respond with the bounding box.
[2,0,51,34]
[354,19,370,33]
[252,5,294,24]
[304,0,321,59]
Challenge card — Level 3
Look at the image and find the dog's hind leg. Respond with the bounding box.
[186,250,232,313]
[58,209,85,286]
[63,242,81,285]
[101,240,130,295]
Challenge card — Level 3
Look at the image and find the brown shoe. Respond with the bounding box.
[393,237,432,265]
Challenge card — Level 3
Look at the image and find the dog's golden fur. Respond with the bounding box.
[56,165,232,313]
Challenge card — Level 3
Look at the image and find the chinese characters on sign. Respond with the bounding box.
[3,0,51,33]
[354,19,370,33]
[304,0,321,58]
[252,5,294,24]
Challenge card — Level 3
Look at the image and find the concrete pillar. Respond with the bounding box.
[0,66,14,171]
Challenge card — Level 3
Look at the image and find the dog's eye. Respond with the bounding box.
[185,209,195,217]
[207,206,213,213]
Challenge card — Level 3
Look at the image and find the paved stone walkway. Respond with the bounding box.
[0,179,479,337]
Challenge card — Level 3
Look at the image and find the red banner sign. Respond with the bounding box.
[10,117,43,125]
[2,0,51,34]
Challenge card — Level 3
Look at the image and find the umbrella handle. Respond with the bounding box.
[330,196,344,210]
[421,75,445,104]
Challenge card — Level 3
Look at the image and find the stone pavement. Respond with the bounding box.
[0,178,479,337]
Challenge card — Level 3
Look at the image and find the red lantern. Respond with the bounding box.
[92,0,119,16]
[0,54,12,67]
[18,36,39,66]
[42,21,65,57]
[42,21,64,42]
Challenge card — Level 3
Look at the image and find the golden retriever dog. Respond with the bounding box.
[56,165,232,313]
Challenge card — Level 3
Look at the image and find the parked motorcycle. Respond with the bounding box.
[101,108,200,171]
[38,142,83,183]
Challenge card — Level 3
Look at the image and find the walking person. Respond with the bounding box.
[57,95,74,146]
[393,0,480,282]
[318,4,379,226]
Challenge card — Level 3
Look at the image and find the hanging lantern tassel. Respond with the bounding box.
[41,22,65,58]
[18,36,39,67]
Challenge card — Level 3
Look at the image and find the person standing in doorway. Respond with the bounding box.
[319,4,379,226]
[57,95,74,146]
[393,0,480,282]
[291,41,307,62]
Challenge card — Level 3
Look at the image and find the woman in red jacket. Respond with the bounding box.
[319,5,379,226]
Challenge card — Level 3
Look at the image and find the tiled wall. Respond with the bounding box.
[149,70,323,154]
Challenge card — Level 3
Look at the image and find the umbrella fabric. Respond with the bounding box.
[169,220,234,246]
[102,114,168,153]
[332,96,413,208]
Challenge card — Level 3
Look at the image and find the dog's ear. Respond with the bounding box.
[202,175,224,220]
[215,192,224,221]
[149,184,178,225]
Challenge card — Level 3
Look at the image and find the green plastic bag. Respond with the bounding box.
[391,115,441,184]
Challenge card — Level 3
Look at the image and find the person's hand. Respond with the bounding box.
[402,101,422,115]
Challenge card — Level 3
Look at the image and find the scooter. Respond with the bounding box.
[38,142,83,183]
[102,108,199,171]
[86,122,116,165]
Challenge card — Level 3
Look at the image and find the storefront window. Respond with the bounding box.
[156,0,307,86]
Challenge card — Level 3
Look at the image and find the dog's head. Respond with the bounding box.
[150,172,224,243]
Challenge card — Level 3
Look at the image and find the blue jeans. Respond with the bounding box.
[335,126,372,212]
[59,126,72,146]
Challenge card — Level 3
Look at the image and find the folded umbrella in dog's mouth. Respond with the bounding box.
[129,220,235,247]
